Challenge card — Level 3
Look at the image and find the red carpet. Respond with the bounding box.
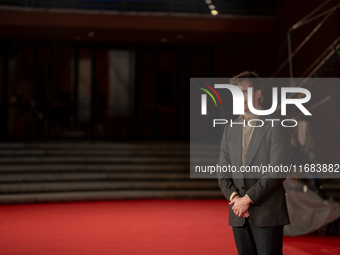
[0,199,339,255]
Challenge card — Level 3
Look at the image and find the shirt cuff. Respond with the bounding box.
[245,194,253,204]
[230,191,239,201]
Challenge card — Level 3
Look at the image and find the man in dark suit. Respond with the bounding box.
[217,71,291,255]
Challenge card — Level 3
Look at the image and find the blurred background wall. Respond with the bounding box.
[0,0,337,141]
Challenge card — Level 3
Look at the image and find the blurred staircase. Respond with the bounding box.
[0,142,223,204]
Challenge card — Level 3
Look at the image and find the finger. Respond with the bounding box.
[229,201,235,205]
[239,210,246,218]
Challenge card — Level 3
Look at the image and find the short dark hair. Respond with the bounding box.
[230,71,263,104]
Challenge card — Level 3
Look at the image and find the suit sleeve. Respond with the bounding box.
[217,124,239,202]
[245,122,292,205]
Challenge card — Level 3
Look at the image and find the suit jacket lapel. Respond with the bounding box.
[233,122,243,170]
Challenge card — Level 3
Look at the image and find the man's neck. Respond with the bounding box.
[243,111,252,122]
[242,104,262,122]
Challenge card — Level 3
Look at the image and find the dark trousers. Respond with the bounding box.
[232,218,284,255]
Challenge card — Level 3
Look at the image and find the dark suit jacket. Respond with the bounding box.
[217,113,291,227]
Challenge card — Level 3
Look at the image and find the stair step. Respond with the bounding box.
[0,164,189,172]
[0,190,224,204]
[0,149,191,156]
[0,142,191,150]
[0,180,218,193]
[0,156,191,164]
[0,172,192,182]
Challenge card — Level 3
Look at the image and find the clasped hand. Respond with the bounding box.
[229,195,251,218]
